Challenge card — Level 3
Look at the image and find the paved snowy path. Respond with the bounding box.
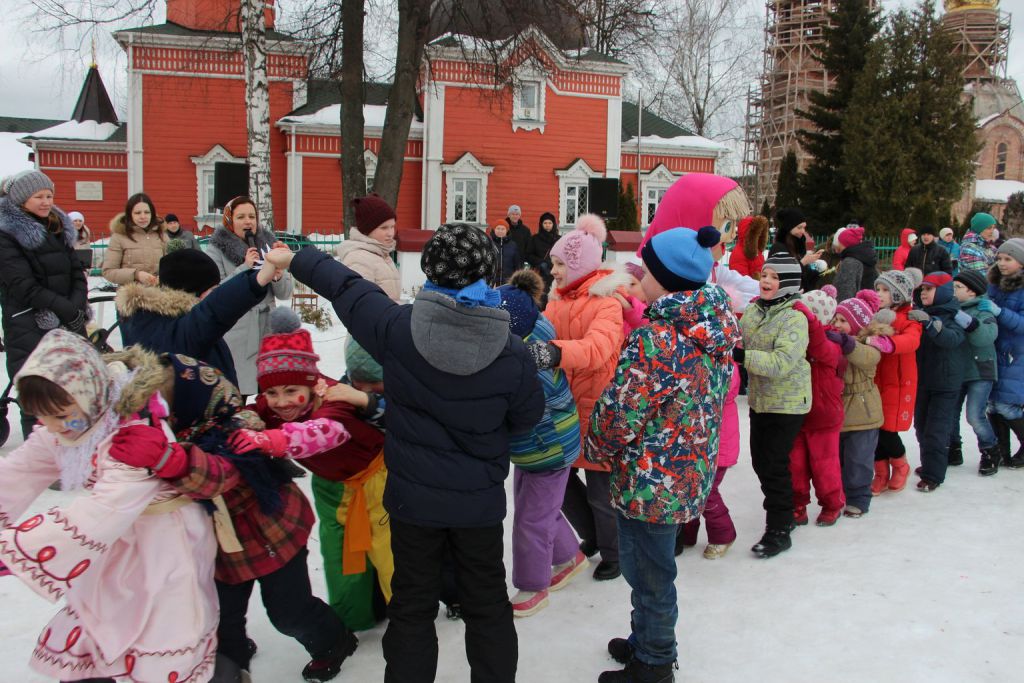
[1,294,1022,682]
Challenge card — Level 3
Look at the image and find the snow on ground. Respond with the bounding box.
[1,288,1023,682]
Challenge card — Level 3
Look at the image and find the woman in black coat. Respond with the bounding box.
[769,207,824,292]
[526,211,560,292]
[0,171,88,437]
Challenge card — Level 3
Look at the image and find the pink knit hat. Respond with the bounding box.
[549,214,607,286]
[802,285,838,324]
[835,289,881,334]
[838,226,865,248]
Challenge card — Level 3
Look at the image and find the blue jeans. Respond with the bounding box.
[962,381,997,449]
[990,401,1024,421]
[617,513,678,667]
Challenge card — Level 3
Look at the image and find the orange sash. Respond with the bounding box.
[339,452,385,575]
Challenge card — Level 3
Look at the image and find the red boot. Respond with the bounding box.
[871,460,890,496]
[888,456,910,492]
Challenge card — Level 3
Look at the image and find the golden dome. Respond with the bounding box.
[944,0,999,12]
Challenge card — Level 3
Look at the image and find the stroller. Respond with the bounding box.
[0,294,120,447]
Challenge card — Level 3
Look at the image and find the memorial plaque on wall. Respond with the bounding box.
[76,181,103,201]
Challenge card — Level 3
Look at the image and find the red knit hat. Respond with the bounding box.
[838,226,864,248]
[921,272,953,288]
[352,194,396,235]
[257,308,320,391]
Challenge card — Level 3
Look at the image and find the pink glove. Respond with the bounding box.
[109,424,188,479]
[229,429,289,457]
[866,335,895,354]
[0,559,11,577]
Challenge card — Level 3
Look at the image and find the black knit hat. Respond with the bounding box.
[775,208,805,235]
[918,225,938,236]
[421,223,496,288]
[954,269,988,296]
[159,248,221,296]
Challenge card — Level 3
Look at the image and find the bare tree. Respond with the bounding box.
[578,0,663,59]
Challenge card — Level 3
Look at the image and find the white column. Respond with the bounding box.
[126,38,144,193]
[421,84,445,229]
[605,96,622,179]
[286,128,303,234]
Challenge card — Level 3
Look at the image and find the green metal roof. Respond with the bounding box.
[0,117,65,134]
[118,21,295,42]
[620,101,692,142]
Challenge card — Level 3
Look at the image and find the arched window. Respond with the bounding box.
[995,142,1008,180]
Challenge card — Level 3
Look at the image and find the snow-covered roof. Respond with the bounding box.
[622,134,730,156]
[25,120,120,141]
[975,178,1024,203]
[0,132,34,177]
[279,104,424,132]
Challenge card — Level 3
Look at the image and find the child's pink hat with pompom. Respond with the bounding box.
[802,285,838,324]
[836,289,881,334]
[549,214,607,286]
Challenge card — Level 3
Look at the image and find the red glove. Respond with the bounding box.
[228,429,289,457]
[109,424,188,479]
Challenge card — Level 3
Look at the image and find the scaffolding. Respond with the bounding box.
[941,7,1010,83]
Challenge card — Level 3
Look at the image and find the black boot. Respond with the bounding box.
[1005,417,1024,469]
[947,440,963,466]
[990,412,1011,463]
[301,630,357,682]
[751,528,792,558]
[598,659,675,683]
[594,560,621,581]
[608,637,634,664]
[979,445,1001,476]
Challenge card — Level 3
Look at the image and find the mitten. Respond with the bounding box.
[34,309,60,330]
[229,428,289,457]
[978,299,1001,317]
[792,301,814,321]
[109,424,188,479]
[732,346,745,365]
[825,329,856,355]
[907,309,930,323]
[953,309,978,332]
[866,335,896,354]
[930,319,943,333]
[526,341,562,370]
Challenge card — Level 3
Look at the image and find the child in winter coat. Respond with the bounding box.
[830,291,889,517]
[588,226,740,683]
[728,215,769,278]
[533,213,625,581]
[907,273,968,491]
[0,330,219,682]
[871,268,924,494]
[490,222,522,286]
[253,308,393,633]
[983,238,1024,468]
[735,253,811,558]
[498,271,584,617]
[788,286,847,527]
[948,269,1001,475]
[959,213,999,273]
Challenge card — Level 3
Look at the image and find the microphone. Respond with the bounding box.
[243,229,257,250]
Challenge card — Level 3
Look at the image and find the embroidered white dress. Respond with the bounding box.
[0,425,219,682]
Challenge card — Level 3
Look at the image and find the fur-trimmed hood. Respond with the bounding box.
[0,196,76,250]
[103,345,174,417]
[209,225,276,266]
[587,269,633,298]
[115,281,197,318]
[857,320,895,341]
[738,215,769,259]
[989,264,1024,293]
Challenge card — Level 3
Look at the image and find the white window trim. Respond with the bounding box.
[364,149,378,194]
[640,164,680,228]
[511,63,547,133]
[555,158,599,227]
[190,144,246,228]
[441,152,494,226]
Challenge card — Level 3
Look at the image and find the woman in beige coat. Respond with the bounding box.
[335,194,400,300]
[102,193,168,286]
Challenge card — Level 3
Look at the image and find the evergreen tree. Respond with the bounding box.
[797,0,881,233]
[609,182,641,232]
[1005,192,1024,237]
[844,1,979,234]
[775,150,801,211]
[961,201,995,232]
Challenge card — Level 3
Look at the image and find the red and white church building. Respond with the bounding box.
[11,0,729,240]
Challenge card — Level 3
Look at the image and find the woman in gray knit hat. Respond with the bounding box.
[0,170,89,438]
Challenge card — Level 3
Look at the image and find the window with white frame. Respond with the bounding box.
[555,158,599,227]
[191,144,247,227]
[639,164,679,229]
[364,149,378,194]
[511,64,547,132]
[442,152,494,226]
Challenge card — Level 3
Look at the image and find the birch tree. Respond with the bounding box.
[240,0,274,231]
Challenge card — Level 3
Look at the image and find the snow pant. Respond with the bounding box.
[681,466,736,545]
[840,429,879,512]
[311,467,393,632]
[512,466,578,591]
[750,410,805,531]
[216,547,345,671]
[617,513,679,667]
[383,518,516,683]
[789,427,845,512]
[561,468,619,562]
[915,388,961,485]
[874,429,906,460]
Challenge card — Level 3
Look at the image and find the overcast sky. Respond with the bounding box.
[1,0,1021,122]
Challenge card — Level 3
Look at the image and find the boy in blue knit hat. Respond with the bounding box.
[588,226,741,683]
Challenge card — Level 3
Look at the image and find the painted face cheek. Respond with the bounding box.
[64,417,88,433]
[296,394,306,405]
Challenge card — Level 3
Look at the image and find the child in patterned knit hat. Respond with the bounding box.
[497,270,584,618]
[787,285,847,527]
[831,290,890,517]
[734,252,810,558]
[252,307,394,634]
[869,267,924,495]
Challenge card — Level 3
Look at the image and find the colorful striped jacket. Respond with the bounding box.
[586,285,741,525]
[509,315,581,472]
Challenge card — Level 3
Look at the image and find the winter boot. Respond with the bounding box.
[978,445,1001,476]
[608,637,635,664]
[816,508,842,527]
[887,456,910,492]
[594,560,621,581]
[990,412,1012,463]
[598,659,675,683]
[301,630,357,682]
[1005,417,1024,469]
[751,528,792,558]
[511,589,549,617]
[792,505,809,526]
[871,460,890,496]
[947,440,964,466]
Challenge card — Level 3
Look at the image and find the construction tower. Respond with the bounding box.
[941,0,1009,83]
